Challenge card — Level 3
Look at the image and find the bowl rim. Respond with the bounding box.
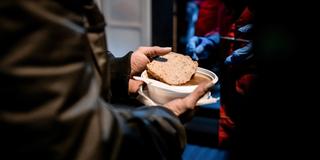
[137,85,218,106]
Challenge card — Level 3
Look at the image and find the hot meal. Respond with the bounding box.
[146,52,200,85]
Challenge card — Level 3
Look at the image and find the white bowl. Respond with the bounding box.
[138,67,218,104]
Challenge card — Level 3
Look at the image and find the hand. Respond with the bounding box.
[186,33,220,60]
[224,42,253,65]
[163,82,214,116]
[130,46,171,76]
[129,46,172,94]
[238,24,252,33]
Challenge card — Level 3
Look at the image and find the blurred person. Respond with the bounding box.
[184,0,256,148]
[0,0,213,159]
[186,0,251,63]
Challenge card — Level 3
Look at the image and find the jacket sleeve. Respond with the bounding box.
[83,2,131,102]
[0,1,187,160]
[107,52,132,102]
[86,30,132,102]
[101,104,187,160]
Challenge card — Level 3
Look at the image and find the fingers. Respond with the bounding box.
[195,44,205,54]
[130,51,151,76]
[224,55,233,64]
[163,99,186,116]
[189,36,199,44]
[188,36,199,49]
[186,37,199,54]
[163,82,214,116]
[130,46,172,76]
[195,38,208,54]
[191,53,199,61]
[137,46,172,58]
[186,37,200,60]
[207,32,221,45]
[128,79,144,94]
[184,82,214,107]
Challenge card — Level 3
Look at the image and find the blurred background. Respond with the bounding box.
[96,0,191,57]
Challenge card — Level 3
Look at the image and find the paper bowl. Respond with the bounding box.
[140,67,218,104]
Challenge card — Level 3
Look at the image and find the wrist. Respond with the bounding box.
[206,33,220,46]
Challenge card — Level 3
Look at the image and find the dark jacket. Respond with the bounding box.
[0,1,186,159]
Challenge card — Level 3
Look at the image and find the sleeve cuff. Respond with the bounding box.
[109,51,133,102]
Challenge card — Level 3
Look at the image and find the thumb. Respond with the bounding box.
[128,79,144,94]
[139,46,172,58]
[192,53,199,61]
[187,37,199,49]
[189,36,199,46]
[195,43,205,54]
[162,82,214,116]
[184,82,214,107]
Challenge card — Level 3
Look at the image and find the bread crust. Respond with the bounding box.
[146,52,198,85]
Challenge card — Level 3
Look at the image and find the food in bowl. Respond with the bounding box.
[140,67,218,104]
[182,72,212,86]
[146,52,198,85]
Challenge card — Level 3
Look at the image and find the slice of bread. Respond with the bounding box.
[146,52,198,85]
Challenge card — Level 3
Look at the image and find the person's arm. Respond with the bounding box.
[0,1,105,159]
[104,105,186,159]
[103,46,173,99]
[185,0,228,60]
[107,52,132,101]
[103,80,213,159]
[81,1,132,102]
[0,2,212,160]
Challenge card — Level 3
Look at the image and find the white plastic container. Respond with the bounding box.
[135,67,218,105]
